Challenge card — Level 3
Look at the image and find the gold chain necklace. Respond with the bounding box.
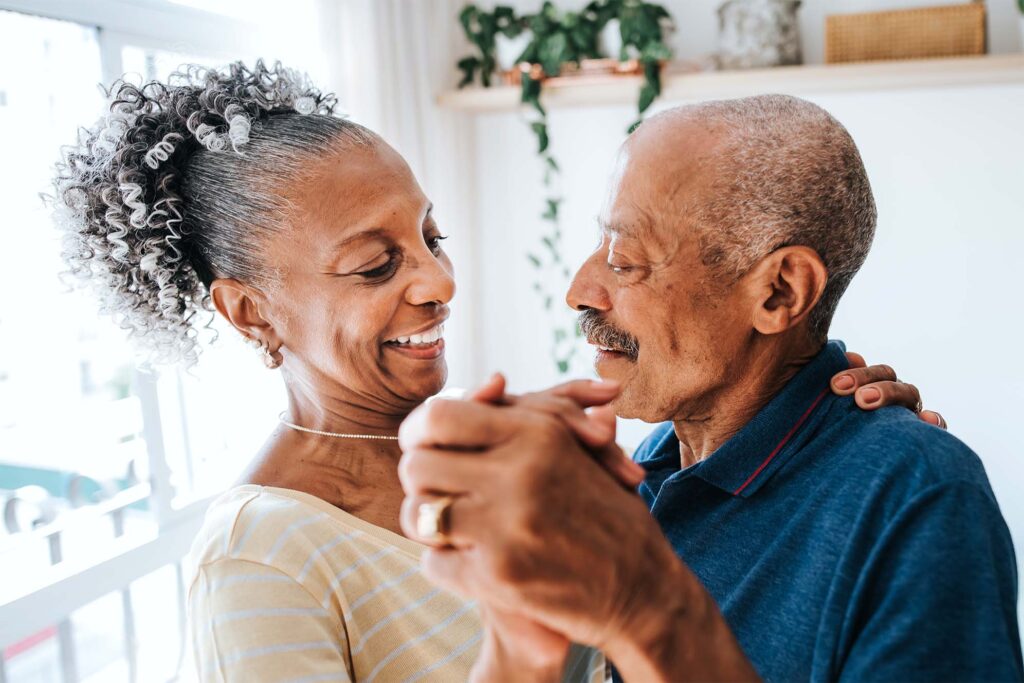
[278,412,400,441]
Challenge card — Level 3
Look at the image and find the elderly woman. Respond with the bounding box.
[52,62,933,682]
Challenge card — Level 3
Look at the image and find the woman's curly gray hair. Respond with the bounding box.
[52,60,376,365]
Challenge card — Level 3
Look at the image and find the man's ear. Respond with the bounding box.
[744,246,828,336]
[209,278,281,349]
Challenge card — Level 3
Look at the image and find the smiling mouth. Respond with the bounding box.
[384,323,444,347]
[382,323,446,360]
[588,339,638,362]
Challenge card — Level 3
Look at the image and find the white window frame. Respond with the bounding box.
[0,2,299,680]
[0,0,274,84]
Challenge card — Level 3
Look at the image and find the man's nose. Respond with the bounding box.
[566,252,610,312]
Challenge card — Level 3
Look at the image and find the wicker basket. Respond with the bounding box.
[825,2,986,64]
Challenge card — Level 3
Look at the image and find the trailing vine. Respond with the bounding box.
[457,1,673,374]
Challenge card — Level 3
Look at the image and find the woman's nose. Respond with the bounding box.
[407,251,455,306]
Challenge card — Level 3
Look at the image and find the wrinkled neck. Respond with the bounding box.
[672,337,823,468]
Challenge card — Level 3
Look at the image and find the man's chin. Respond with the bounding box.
[602,392,643,422]
[593,356,642,418]
[593,365,666,423]
[608,392,668,423]
[593,348,636,376]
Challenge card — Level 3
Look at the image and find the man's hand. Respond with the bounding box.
[468,373,645,490]
[462,375,642,681]
[398,397,653,645]
[833,352,947,428]
[397,397,757,681]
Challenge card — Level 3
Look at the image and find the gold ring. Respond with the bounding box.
[416,496,455,545]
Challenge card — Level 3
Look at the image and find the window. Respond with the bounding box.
[0,1,328,680]
[121,45,215,82]
[0,10,126,556]
[0,11,199,682]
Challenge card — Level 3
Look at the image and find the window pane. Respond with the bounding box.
[0,11,289,683]
[121,45,222,83]
[0,12,143,525]
[0,12,157,681]
[163,327,283,504]
[154,0,316,20]
[4,566,188,683]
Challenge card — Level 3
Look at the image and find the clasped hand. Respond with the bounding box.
[397,358,935,681]
[397,374,699,681]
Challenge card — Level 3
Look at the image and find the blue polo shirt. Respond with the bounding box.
[629,341,1022,681]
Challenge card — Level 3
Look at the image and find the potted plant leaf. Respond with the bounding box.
[454,1,675,374]
[457,4,524,87]
[1019,0,1024,50]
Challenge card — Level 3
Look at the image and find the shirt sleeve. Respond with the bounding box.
[838,481,1023,682]
[189,557,353,683]
[561,644,609,683]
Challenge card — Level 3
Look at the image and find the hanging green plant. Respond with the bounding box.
[616,0,674,129]
[457,5,525,88]
[455,1,674,374]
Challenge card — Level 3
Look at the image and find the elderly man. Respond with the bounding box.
[398,95,1023,681]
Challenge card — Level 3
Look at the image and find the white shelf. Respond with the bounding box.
[438,54,1024,112]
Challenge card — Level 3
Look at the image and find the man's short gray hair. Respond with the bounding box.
[683,94,877,340]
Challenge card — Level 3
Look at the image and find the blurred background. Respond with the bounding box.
[0,0,1020,680]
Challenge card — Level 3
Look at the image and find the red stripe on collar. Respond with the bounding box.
[732,388,830,496]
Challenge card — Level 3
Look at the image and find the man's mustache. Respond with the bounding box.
[578,310,640,361]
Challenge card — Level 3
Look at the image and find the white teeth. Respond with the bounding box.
[388,324,444,345]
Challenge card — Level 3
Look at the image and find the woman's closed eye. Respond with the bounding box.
[353,250,400,280]
[343,232,447,280]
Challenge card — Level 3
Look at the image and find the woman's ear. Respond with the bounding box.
[744,246,828,336]
[209,278,281,349]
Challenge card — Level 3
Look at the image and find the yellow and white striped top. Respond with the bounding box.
[187,484,605,683]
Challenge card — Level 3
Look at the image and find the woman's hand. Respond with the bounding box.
[832,352,947,428]
[470,605,570,683]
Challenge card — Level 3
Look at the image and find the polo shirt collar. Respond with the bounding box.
[639,341,850,499]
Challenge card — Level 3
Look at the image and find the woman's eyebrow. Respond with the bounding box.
[327,227,389,255]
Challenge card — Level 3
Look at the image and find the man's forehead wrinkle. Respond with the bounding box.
[604,203,657,243]
[609,115,725,259]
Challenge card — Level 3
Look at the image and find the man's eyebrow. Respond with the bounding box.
[597,216,655,241]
